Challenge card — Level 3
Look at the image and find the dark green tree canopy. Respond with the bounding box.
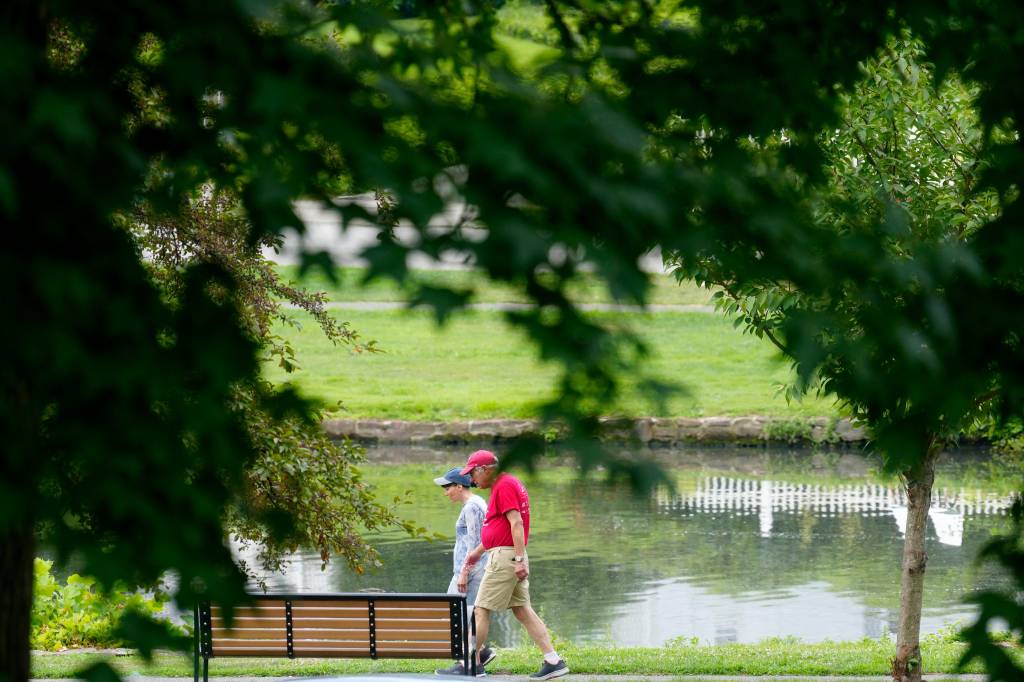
[668,36,1014,465]
[128,189,414,580]
[4,1,1024,681]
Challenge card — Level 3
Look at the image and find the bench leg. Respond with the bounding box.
[463,600,471,676]
[193,606,200,682]
[463,613,470,675]
[469,610,477,677]
[203,655,209,682]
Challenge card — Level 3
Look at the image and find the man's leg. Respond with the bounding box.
[510,604,554,655]
[474,606,492,664]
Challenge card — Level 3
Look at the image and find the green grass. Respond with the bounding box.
[494,33,561,72]
[266,308,838,421]
[352,9,560,75]
[30,638,1000,677]
[275,265,716,306]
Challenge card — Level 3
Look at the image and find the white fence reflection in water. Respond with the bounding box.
[656,477,1016,546]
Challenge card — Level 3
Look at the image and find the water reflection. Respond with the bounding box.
[238,445,1016,646]
[664,477,1011,546]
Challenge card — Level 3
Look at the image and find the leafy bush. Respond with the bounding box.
[762,417,814,444]
[31,559,184,651]
[495,1,562,46]
[963,416,1024,453]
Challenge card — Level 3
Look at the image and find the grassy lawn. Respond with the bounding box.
[266,308,838,421]
[494,32,560,72]
[30,638,996,677]
[275,265,716,307]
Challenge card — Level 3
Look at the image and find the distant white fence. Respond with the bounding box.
[265,197,669,273]
[656,477,1017,546]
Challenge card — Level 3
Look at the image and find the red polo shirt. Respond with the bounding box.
[481,473,531,549]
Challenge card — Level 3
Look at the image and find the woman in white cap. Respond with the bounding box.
[434,467,494,675]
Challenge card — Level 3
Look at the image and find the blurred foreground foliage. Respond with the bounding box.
[128,189,420,582]
[31,560,182,652]
[4,1,1024,681]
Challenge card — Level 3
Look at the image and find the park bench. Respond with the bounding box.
[193,593,477,681]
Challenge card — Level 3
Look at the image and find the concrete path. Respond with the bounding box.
[34,671,983,675]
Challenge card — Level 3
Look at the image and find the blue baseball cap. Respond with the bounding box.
[433,467,473,487]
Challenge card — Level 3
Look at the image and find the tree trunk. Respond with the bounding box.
[892,443,938,682]
[0,524,34,682]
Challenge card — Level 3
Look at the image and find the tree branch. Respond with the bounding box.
[900,99,972,185]
[972,388,1000,413]
[544,0,578,51]
[936,100,982,158]
[720,284,792,356]
[750,313,789,355]
[848,118,894,196]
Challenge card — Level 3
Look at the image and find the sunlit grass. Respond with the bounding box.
[264,308,839,421]
[275,265,716,306]
[31,636,1001,677]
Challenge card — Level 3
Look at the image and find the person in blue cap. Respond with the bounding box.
[433,467,494,676]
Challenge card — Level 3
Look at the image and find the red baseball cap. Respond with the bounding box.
[459,450,498,475]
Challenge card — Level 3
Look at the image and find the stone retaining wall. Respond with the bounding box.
[322,416,867,446]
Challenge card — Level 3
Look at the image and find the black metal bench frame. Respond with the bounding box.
[193,592,478,680]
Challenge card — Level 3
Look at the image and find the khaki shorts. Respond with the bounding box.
[474,547,530,611]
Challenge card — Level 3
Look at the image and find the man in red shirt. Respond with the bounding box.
[444,449,569,680]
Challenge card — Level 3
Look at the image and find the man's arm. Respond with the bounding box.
[505,509,528,580]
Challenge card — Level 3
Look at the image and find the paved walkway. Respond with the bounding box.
[34,671,991,675]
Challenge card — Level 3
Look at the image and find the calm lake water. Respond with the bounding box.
[238,444,1016,647]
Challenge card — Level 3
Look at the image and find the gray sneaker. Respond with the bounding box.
[479,647,497,667]
[435,661,486,677]
[530,659,568,680]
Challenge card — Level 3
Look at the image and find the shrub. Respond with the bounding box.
[763,418,814,444]
[31,558,184,651]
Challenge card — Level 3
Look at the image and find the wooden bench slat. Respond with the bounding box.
[292,630,372,638]
[372,599,455,609]
[210,617,284,629]
[376,632,453,642]
[211,628,284,640]
[211,647,288,656]
[208,643,286,655]
[210,606,285,618]
[211,602,285,610]
[291,610,368,619]
[289,598,453,606]
[374,609,451,620]
[211,639,287,647]
[291,600,371,611]
[375,618,451,627]
[291,650,372,658]
[369,618,453,630]
[292,608,451,619]
[292,640,373,649]
[287,617,370,629]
